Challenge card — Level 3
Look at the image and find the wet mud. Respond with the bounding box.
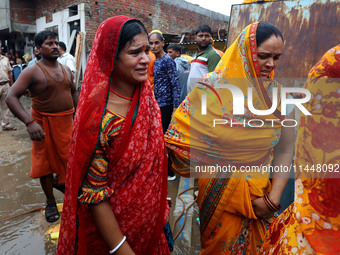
[0,97,62,255]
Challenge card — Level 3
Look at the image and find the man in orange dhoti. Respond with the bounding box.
[6,30,78,223]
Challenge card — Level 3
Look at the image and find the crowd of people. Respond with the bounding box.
[1,12,339,255]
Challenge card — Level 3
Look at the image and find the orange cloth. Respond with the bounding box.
[30,108,74,184]
[261,45,340,254]
[211,39,224,57]
[197,178,272,254]
[148,51,156,91]
[214,47,224,57]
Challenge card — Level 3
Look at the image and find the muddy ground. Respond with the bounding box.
[0,96,63,254]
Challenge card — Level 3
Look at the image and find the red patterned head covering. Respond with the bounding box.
[57,16,169,255]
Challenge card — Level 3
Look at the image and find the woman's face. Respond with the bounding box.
[149,34,164,56]
[257,34,284,78]
[114,33,150,86]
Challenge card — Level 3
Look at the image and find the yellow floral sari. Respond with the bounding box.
[261,45,340,254]
[165,23,284,254]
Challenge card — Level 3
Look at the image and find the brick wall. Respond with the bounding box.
[81,0,227,33]
[81,0,228,50]
[32,0,77,24]
[19,0,228,51]
[10,0,36,25]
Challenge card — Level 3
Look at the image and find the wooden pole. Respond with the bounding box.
[74,32,84,90]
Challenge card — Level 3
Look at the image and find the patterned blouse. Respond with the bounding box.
[78,109,125,204]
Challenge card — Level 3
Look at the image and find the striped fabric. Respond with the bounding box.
[78,109,124,204]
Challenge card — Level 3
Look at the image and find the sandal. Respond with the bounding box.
[2,126,17,131]
[45,202,60,223]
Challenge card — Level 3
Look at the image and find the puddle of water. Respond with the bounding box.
[0,97,62,255]
[0,154,63,254]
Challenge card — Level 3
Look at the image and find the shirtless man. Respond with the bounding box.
[6,30,78,223]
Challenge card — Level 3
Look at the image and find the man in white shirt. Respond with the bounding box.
[57,41,76,74]
[186,25,221,93]
[28,46,41,66]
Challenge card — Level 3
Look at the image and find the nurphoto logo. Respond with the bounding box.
[199,83,311,128]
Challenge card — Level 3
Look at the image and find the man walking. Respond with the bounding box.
[0,51,16,131]
[167,43,191,102]
[149,30,180,181]
[6,30,78,223]
[187,25,221,93]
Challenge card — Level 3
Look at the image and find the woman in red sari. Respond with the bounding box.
[56,16,169,255]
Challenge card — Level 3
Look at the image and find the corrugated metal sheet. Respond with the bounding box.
[228,0,340,79]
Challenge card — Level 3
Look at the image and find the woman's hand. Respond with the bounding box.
[89,201,135,255]
[251,197,275,219]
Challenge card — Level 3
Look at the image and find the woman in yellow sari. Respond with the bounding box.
[260,45,340,255]
[165,22,295,254]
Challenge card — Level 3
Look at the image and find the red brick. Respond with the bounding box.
[11,0,228,51]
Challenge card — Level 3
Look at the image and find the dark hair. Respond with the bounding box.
[256,22,284,47]
[117,20,148,53]
[180,46,187,54]
[34,30,58,47]
[149,32,164,42]
[167,43,181,53]
[59,41,67,52]
[195,25,212,35]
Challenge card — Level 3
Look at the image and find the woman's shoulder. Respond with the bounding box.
[164,54,176,66]
[160,53,173,62]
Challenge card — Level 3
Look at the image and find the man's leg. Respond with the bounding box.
[0,85,10,127]
[40,174,55,203]
[160,105,173,134]
[52,174,65,193]
[40,174,59,222]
